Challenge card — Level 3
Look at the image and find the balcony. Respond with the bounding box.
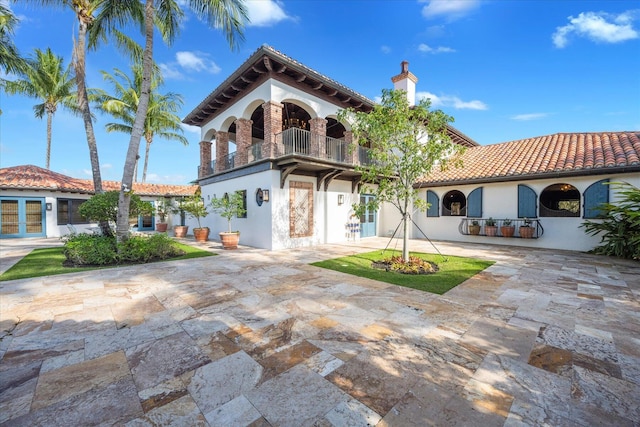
[459,218,544,239]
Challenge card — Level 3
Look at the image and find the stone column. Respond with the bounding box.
[215,131,229,173]
[235,118,252,167]
[343,130,358,164]
[262,101,283,158]
[199,140,212,178]
[309,117,327,159]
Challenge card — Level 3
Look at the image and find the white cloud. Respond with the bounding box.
[511,113,549,121]
[381,45,392,54]
[160,51,221,80]
[245,0,293,27]
[418,43,456,54]
[420,0,480,20]
[417,91,487,110]
[145,173,189,185]
[552,11,639,48]
[181,123,201,135]
[176,51,221,73]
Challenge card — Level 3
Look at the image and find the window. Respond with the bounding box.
[57,199,89,225]
[467,187,483,218]
[583,179,609,219]
[237,190,247,218]
[518,184,538,218]
[540,183,580,217]
[426,190,439,217]
[442,190,466,216]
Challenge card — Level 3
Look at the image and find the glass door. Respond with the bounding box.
[0,198,46,238]
[359,194,377,238]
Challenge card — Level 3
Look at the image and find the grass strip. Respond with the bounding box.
[311,250,494,295]
[0,242,214,282]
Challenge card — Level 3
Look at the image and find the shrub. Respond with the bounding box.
[581,182,640,260]
[63,234,118,266]
[63,233,185,266]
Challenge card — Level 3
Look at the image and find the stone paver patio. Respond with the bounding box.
[1,237,639,426]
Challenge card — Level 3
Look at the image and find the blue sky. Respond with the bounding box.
[2,0,639,185]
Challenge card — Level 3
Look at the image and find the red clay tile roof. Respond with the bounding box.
[416,131,640,187]
[0,165,198,197]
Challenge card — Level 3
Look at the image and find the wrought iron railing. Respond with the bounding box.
[206,128,374,174]
[459,218,544,239]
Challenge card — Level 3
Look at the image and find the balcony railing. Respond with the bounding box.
[205,128,373,175]
[459,218,544,239]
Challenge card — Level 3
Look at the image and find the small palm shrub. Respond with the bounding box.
[581,182,640,260]
[63,233,185,266]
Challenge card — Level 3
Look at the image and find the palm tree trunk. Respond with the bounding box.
[46,111,52,169]
[74,19,103,194]
[75,15,110,236]
[142,138,152,182]
[116,0,154,242]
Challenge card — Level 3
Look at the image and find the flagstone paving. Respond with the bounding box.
[1,237,639,426]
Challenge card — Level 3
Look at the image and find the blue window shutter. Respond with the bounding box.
[518,184,537,218]
[426,190,439,217]
[467,187,483,218]
[583,179,609,218]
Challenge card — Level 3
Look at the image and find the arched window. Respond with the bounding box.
[442,190,466,216]
[540,183,580,217]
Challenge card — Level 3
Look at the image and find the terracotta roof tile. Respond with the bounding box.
[0,165,197,197]
[417,131,640,186]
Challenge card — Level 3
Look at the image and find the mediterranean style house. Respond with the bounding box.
[0,165,196,238]
[185,45,639,252]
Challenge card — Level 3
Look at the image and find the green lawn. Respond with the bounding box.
[311,250,494,295]
[0,242,215,282]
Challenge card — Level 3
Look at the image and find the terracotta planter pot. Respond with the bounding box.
[173,225,188,238]
[519,226,535,239]
[468,225,481,235]
[155,222,168,232]
[500,226,515,237]
[193,227,210,243]
[219,232,240,249]
[485,225,498,236]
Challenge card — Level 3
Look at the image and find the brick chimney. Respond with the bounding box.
[391,61,418,106]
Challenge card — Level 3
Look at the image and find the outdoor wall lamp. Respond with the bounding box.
[262,189,270,202]
[338,194,344,205]
[46,203,52,211]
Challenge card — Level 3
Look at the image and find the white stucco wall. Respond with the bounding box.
[200,78,347,140]
[413,173,640,252]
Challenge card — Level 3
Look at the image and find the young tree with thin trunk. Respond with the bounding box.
[338,89,464,261]
[93,0,248,242]
[4,48,77,169]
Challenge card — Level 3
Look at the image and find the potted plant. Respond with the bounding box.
[181,194,210,242]
[468,220,481,235]
[155,199,170,232]
[519,218,535,239]
[170,198,189,238]
[485,217,498,236]
[500,218,515,237]
[210,192,246,249]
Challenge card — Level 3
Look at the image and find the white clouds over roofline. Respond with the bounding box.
[245,0,294,27]
[418,91,487,110]
[552,11,639,48]
[420,0,480,20]
[418,43,456,54]
[160,51,221,80]
[511,113,549,121]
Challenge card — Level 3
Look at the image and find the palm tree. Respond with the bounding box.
[0,3,27,75]
[4,48,77,169]
[22,0,107,196]
[93,0,248,241]
[92,65,188,182]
